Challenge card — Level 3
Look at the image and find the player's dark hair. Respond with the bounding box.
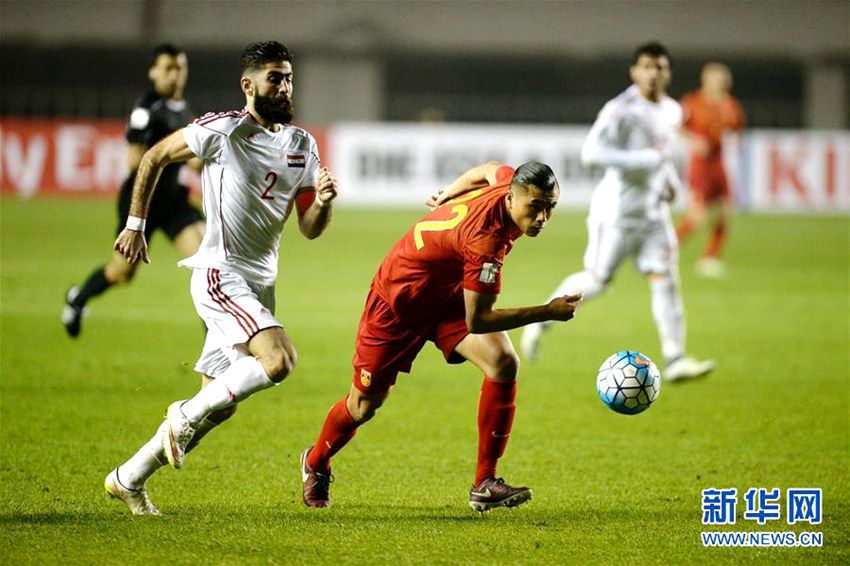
[151,44,180,65]
[633,41,671,66]
[241,41,293,75]
[511,161,558,194]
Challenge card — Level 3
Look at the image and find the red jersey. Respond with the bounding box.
[372,165,522,323]
[681,91,746,159]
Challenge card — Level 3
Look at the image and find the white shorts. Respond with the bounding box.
[583,219,678,281]
[189,268,282,378]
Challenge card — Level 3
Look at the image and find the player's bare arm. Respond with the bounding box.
[125,143,148,172]
[427,161,504,208]
[463,289,582,334]
[114,130,196,264]
[186,156,204,173]
[297,166,338,240]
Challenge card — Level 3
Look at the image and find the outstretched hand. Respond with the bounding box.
[548,293,583,321]
[114,229,150,264]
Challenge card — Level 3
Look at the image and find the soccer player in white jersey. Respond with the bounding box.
[104,41,339,515]
[521,42,715,382]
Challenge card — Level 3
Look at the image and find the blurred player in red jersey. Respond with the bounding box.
[677,62,746,277]
[301,161,582,512]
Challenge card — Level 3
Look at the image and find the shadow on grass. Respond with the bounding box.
[275,502,682,527]
[0,502,684,530]
[0,511,107,526]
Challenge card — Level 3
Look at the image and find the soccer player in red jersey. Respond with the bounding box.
[300,161,582,512]
[677,62,746,277]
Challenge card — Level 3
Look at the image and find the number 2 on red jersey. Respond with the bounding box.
[413,189,483,250]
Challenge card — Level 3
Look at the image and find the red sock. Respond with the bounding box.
[475,377,517,485]
[676,217,696,241]
[307,396,357,472]
[704,219,727,258]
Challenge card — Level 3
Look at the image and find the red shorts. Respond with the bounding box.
[689,159,730,204]
[352,288,469,394]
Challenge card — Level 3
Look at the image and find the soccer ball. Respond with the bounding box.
[596,351,661,415]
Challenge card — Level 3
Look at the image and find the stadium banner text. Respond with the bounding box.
[326,122,595,207]
[2,119,847,214]
[739,130,849,213]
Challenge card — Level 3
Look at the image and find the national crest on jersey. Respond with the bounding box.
[286,154,306,168]
[179,109,320,285]
[479,262,500,285]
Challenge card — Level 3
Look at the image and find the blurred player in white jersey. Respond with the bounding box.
[104,41,339,514]
[521,42,715,382]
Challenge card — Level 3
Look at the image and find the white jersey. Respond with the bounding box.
[178,109,320,285]
[582,85,682,227]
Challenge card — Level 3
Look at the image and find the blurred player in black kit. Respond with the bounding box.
[63,44,205,337]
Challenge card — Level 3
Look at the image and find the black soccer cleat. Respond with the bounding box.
[61,287,84,338]
[469,477,532,512]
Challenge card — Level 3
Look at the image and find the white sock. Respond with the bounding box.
[180,357,273,425]
[539,271,606,330]
[649,275,686,363]
[119,421,168,489]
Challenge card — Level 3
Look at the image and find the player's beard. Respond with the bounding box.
[253,93,294,124]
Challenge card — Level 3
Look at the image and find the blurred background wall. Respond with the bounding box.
[2,0,848,128]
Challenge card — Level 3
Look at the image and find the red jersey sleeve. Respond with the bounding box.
[495,165,514,184]
[462,231,509,295]
[295,189,317,218]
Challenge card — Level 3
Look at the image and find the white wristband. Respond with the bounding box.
[315,193,331,208]
[126,215,146,231]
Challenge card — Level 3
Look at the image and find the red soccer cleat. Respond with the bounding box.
[469,477,532,512]
[300,446,333,508]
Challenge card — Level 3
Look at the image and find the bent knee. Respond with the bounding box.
[261,347,297,383]
[356,400,383,423]
[490,350,520,381]
[348,393,386,423]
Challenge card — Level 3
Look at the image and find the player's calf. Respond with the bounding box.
[104,255,139,285]
[185,405,237,454]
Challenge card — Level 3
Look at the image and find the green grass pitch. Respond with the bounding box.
[1,197,847,564]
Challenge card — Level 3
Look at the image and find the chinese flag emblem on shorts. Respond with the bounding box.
[360,369,372,388]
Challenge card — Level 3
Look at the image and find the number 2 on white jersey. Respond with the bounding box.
[261,172,277,200]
